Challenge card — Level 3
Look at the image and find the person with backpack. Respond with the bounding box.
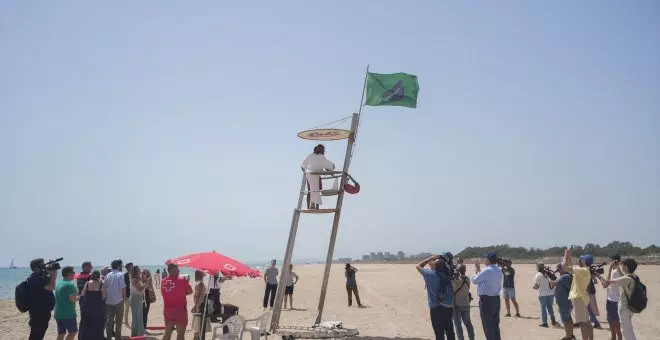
[18,258,58,340]
[602,258,646,340]
[416,254,455,339]
[451,264,474,340]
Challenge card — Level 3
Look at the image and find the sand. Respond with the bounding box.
[0,263,656,339]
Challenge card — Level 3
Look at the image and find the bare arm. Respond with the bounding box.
[185,283,193,295]
[416,255,438,274]
[293,273,299,284]
[81,282,89,297]
[45,271,57,291]
[562,247,572,268]
[121,287,126,300]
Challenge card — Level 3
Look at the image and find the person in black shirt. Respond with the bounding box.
[123,262,133,326]
[27,258,57,340]
[501,260,521,317]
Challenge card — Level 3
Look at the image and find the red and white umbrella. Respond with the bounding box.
[166,250,260,277]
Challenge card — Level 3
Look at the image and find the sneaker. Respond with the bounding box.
[539,323,549,328]
[552,321,559,327]
[594,324,602,329]
[504,313,511,317]
[515,313,521,317]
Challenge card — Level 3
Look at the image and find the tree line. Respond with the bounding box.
[456,241,660,260]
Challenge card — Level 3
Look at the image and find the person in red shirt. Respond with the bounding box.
[161,264,193,340]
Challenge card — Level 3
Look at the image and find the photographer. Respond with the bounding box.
[533,262,557,327]
[416,254,454,339]
[452,264,475,340]
[562,247,594,340]
[472,253,503,340]
[596,255,623,340]
[27,258,57,340]
[501,260,520,317]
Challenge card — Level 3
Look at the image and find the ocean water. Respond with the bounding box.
[0,263,268,300]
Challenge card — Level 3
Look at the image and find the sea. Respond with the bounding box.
[0,263,269,300]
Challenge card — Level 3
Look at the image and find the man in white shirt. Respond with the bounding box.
[599,254,623,340]
[301,144,335,209]
[533,263,557,328]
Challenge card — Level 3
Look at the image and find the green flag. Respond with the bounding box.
[364,72,419,108]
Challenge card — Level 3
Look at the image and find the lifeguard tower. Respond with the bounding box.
[269,112,362,339]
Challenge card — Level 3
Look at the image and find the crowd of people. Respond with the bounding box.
[415,247,646,340]
[22,258,238,340]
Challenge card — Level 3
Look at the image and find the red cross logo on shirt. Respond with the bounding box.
[163,279,176,292]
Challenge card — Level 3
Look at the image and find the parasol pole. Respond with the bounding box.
[313,65,369,325]
[200,272,213,340]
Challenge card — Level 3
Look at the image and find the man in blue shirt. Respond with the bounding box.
[416,254,454,339]
[554,263,575,340]
[472,253,503,340]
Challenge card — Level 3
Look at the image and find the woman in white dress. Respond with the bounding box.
[301,144,335,209]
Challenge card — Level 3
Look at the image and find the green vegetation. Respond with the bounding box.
[456,241,659,260]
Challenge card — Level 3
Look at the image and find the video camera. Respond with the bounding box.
[38,258,63,275]
[589,262,607,276]
[541,266,558,281]
[496,257,510,267]
[436,252,458,279]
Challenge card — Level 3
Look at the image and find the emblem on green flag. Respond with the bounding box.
[364,72,419,108]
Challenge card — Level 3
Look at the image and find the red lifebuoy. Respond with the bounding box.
[344,182,360,194]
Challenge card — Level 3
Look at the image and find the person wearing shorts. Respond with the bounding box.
[598,255,623,340]
[54,266,79,340]
[501,260,520,317]
[161,264,193,340]
[563,248,594,340]
[284,264,299,309]
[555,263,575,340]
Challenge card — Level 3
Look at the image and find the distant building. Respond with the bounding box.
[370,252,376,261]
[377,252,384,261]
[397,251,405,259]
[362,255,370,261]
[338,257,352,263]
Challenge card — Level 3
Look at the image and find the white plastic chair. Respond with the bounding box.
[212,315,245,340]
[244,311,272,340]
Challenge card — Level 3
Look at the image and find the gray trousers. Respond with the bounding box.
[453,305,475,340]
[105,301,124,340]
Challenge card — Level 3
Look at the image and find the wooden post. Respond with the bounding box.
[313,112,359,325]
[269,173,307,331]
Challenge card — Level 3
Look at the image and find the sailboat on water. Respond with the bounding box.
[9,258,16,269]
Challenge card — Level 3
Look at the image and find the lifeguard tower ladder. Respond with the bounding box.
[269,112,362,336]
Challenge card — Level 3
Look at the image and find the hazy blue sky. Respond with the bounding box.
[1,1,659,266]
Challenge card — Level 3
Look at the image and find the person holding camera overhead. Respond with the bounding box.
[533,262,557,328]
[472,253,503,340]
[501,259,521,317]
[597,254,623,340]
[26,258,57,340]
[416,254,455,339]
[562,247,594,340]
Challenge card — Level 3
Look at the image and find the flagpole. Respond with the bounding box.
[313,65,369,325]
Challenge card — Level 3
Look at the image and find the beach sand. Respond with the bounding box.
[0,263,656,339]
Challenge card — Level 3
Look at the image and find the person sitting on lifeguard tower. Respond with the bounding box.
[301,144,335,209]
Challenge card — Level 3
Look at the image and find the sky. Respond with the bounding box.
[1,1,659,267]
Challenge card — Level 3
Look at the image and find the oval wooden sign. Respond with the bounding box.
[297,128,350,141]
